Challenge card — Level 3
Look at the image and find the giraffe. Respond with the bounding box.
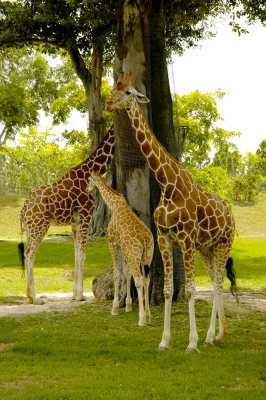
[87,170,154,326]
[18,126,115,305]
[105,73,236,352]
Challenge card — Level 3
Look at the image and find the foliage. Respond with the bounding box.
[212,142,244,175]
[173,90,240,168]
[0,46,88,153]
[0,47,57,143]
[1,127,87,194]
[190,165,232,202]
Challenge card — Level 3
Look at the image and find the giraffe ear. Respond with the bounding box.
[131,88,150,104]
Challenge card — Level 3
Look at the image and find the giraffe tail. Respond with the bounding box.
[225,257,238,302]
[18,217,25,271]
[144,265,150,277]
[18,242,25,271]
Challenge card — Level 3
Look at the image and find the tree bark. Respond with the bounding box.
[149,0,185,303]
[93,0,185,304]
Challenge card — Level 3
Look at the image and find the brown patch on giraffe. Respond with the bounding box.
[156,166,167,186]
[185,198,196,212]
[164,183,176,200]
[199,217,208,231]
[148,152,159,171]
[165,165,177,185]
[133,118,140,129]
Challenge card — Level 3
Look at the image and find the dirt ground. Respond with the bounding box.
[0,289,265,318]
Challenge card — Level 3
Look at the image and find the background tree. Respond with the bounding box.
[173,90,240,168]
[1,0,265,303]
[0,0,117,148]
[1,126,86,194]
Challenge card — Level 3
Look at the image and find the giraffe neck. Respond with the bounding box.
[127,101,178,189]
[94,176,122,211]
[75,126,115,179]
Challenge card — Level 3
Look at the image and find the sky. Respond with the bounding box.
[170,20,266,155]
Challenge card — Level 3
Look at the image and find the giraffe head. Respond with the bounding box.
[87,170,102,193]
[105,72,149,112]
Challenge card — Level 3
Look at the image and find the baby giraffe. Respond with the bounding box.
[87,170,154,326]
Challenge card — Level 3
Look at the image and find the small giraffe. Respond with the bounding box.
[106,74,236,351]
[87,170,154,326]
[18,126,115,305]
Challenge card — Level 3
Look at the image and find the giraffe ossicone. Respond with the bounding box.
[106,74,236,352]
[87,170,154,326]
[18,126,115,305]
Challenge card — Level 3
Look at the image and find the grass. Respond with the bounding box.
[0,300,265,399]
[0,238,112,298]
[0,195,265,399]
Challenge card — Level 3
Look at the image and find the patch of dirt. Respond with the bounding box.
[0,289,265,318]
[0,292,95,318]
[196,288,266,312]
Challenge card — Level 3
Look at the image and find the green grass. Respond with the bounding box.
[233,203,266,237]
[0,300,265,399]
[0,195,265,399]
[195,237,266,291]
[0,236,265,300]
[0,238,112,298]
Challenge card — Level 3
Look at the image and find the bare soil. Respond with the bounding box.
[0,289,265,318]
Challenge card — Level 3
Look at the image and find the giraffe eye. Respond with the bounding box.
[125,91,131,95]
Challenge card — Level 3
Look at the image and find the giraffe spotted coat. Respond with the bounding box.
[19,127,115,305]
[106,74,235,352]
[87,170,154,326]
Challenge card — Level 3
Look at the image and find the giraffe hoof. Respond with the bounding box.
[185,347,200,354]
[204,341,214,347]
[111,309,119,316]
[76,297,86,302]
[126,305,132,312]
[158,340,170,351]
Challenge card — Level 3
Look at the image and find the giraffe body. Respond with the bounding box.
[106,74,235,351]
[87,171,154,326]
[19,127,115,305]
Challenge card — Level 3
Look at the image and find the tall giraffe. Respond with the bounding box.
[18,126,115,305]
[87,170,154,326]
[106,74,236,352]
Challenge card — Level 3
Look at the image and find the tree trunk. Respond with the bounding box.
[149,0,185,303]
[68,43,110,235]
[93,0,185,304]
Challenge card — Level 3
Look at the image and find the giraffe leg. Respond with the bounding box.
[73,243,86,301]
[182,242,199,352]
[25,233,47,305]
[198,248,217,346]
[72,224,87,301]
[158,234,174,350]
[131,267,145,326]
[143,266,151,324]
[186,284,199,352]
[202,243,230,345]
[125,264,132,312]
[109,240,120,316]
[214,244,230,342]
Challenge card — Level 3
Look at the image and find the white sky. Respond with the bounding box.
[171,20,266,155]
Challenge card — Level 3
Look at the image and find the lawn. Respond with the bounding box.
[0,298,265,399]
[0,195,265,399]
